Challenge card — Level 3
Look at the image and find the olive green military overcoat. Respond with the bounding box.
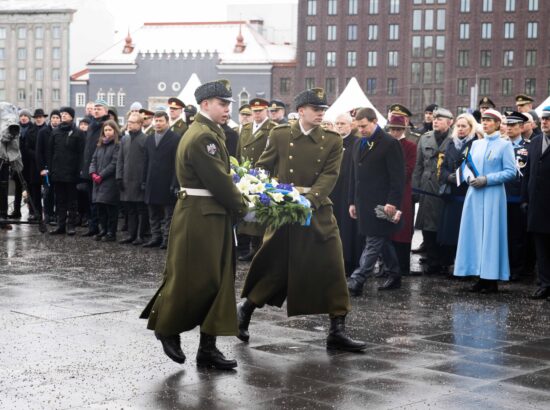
[170,118,188,138]
[241,121,351,317]
[141,113,247,336]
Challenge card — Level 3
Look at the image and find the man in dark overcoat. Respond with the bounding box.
[141,79,247,369]
[347,108,405,295]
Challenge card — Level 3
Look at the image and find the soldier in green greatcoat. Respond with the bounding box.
[237,88,367,353]
[236,98,279,261]
[140,80,247,370]
[168,97,189,137]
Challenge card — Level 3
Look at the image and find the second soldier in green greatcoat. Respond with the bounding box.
[140,80,247,370]
[237,88,367,353]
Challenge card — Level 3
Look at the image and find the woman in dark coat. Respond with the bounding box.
[438,113,479,268]
[89,120,120,241]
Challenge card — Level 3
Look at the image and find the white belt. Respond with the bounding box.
[179,187,213,197]
[295,186,311,194]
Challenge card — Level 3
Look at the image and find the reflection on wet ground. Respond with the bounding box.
[1,224,549,409]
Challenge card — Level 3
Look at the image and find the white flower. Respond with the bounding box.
[249,182,266,194]
[288,189,301,203]
[236,178,252,194]
[269,192,285,203]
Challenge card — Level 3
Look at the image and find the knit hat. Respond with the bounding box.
[59,106,75,119]
[19,109,32,118]
[129,101,142,111]
[50,109,61,118]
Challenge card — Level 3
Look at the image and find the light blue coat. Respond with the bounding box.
[454,134,516,280]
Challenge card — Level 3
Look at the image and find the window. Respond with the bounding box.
[305,77,315,89]
[325,78,336,94]
[423,89,433,107]
[347,51,357,67]
[35,26,44,39]
[388,51,398,67]
[459,23,469,40]
[0,68,4,80]
[434,89,443,106]
[503,50,514,67]
[327,0,337,15]
[387,79,397,95]
[18,69,26,81]
[306,26,316,41]
[424,36,433,58]
[529,0,538,11]
[367,51,377,67]
[18,27,26,39]
[107,91,116,106]
[526,50,537,66]
[435,62,444,83]
[425,10,434,30]
[347,25,357,40]
[327,25,337,41]
[436,10,445,30]
[460,0,470,12]
[502,79,513,96]
[326,51,336,67]
[412,36,421,57]
[527,22,538,39]
[424,62,432,83]
[412,63,421,83]
[18,89,26,101]
[280,78,291,94]
[117,91,126,107]
[457,106,469,115]
[366,78,377,95]
[348,0,358,15]
[0,28,6,39]
[480,78,490,95]
[389,24,399,40]
[76,93,86,107]
[389,0,399,14]
[36,88,43,102]
[239,89,249,106]
[482,0,492,12]
[504,23,515,39]
[436,36,445,57]
[17,48,26,60]
[52,47,61,60]
[413,10,422,31]
[368,25,378,40]
[457,79,468,95]
[458,50,469,67]
[505,0,515,12]
[52,25,61,38]
[410,89,421,111]
[525,79,536,95]
[307,0,317,15]
[52,68,60,80]
[97,90,105,101]
[480,50,491,67]
[481,23,492,39]
[369,0,379,14]
[52,89,60,101]
[306,51,316,67]
[35,47,43,60]
[0,48,4,60]
[35,68,43,81]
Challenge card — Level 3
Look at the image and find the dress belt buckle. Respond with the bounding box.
[178,189,187,200]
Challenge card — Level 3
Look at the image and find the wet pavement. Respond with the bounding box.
[1,222,550,409]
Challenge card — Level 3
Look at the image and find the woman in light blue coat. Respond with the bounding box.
[454,109,516,293]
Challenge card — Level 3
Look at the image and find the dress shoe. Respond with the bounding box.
[347,278,364,297]
[120,224,128,232]
[132,238,144,246]
[8,211,22,219]
[155,332,186,364]
[159,240,168,250]
[102,234,116,242]
[326,316,367,352]
[94,231,107,241]
[27,214,38,222]
[196,333,237,370]
[411,242,426,254]
[49,226,66,235]
[236,300,256,342]
[469,278,498,294]
[118,236,135,244]
[143,237,162,248]
[66,225,76,236]
[530,287,550,300]
[81,228,99,237]
[378,277,401,291]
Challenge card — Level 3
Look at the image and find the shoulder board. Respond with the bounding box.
[268,120,279,128]
[242,123,252,129]
[273,123,290,130]
[323,129,340,138]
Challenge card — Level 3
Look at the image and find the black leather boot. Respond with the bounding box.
[326,316,367,352]
[155,332,186,364]
[236,299,256,342]
[196,332,237,370]
[49,216,66,235]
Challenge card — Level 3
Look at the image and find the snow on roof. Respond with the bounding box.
[0,0,75,12]
[88,21,295,66]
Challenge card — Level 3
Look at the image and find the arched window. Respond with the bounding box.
[239,89,249,107]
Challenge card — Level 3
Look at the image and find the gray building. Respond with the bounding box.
[0,2,75,112]
[71,21,295,123]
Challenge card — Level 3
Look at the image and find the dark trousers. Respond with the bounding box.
[125,201,148,239]
[85,181,99,231]
[148,203,174,242]
[97,203,119,235]
[54,182,77,228]
[351,235,401,284]
[423,230,442,268]
[392,241,411,276]
[0,163,9,217]
[12,173,23,213]
[28,182,42,217]
[534,233,550,288]
[43,182,55,218]
[507,203,528,276]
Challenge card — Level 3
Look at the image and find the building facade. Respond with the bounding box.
[0,4,75,112]
[295,0,549,121]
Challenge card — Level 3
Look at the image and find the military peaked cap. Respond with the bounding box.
[504,111,529,125]
[268,100,286,111]
[168,97,185,109]
[433,108,453,119]
[515,94,534,106]
[249,98,269,111]
[389,104,412,117]
[479,96,496,108]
